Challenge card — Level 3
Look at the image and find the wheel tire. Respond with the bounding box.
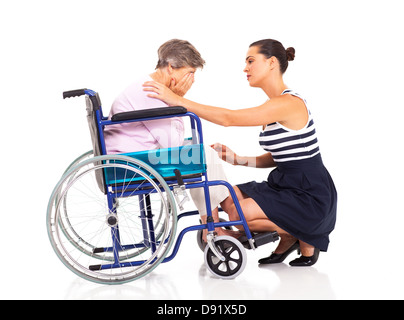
[204,235,247,279]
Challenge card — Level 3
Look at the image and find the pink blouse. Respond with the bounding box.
[104,75,184,154]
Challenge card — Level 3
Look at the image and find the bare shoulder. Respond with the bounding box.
[279,93,305,107]
[261,93,305,115]
[277,94,308,129]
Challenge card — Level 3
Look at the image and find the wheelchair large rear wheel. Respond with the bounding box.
[57,150,165,261]
[47,155,177,284]
[63,150,93,174]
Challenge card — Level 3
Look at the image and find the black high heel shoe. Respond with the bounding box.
[289,248,320,267]
[258,241,300,264]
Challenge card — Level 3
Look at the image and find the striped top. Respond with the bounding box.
[259,89,320,163]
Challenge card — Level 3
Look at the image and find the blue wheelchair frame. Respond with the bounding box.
[80,89,255,270]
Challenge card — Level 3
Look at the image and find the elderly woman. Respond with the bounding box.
[104,39,234,241]
[143,39,337,267]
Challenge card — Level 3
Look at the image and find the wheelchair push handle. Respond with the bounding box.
[63,89,87,99]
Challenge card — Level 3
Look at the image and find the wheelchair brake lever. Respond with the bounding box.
[173,185,189,211]
[173,169,189,211]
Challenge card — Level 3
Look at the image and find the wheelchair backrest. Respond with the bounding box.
[85,93,103,157]
[85,93,108,193]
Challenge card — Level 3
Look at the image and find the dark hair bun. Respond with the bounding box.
[286,47,295,61]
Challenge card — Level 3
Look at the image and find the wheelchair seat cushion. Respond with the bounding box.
[105,144,206,185]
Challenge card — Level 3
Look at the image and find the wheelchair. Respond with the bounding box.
[46,88,279,284]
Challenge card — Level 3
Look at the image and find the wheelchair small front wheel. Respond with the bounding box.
[204,235,247,280]
[196,218,235,252]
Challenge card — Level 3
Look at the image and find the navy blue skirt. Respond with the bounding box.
[237,154,337,252]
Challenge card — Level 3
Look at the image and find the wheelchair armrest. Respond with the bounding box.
[111,106,187,122]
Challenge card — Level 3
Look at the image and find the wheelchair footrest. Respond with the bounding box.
[254,231,279,247]
[240,231,279,249]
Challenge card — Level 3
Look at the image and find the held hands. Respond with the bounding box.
[211,143,238,165]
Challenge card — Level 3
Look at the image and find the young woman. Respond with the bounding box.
[143,39,337,267]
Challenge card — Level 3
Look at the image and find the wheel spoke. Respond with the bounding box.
[204,236,247,279]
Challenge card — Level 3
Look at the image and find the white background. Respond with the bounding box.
[1,0,403,300]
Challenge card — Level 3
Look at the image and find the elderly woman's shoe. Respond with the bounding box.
[258,241,300,264]
[289,248,320,266]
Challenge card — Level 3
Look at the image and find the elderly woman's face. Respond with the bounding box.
[171,66,196,83]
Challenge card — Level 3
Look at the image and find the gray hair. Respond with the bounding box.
[156,39,205,70]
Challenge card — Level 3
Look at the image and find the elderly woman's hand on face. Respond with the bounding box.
[143,72,194,106]
[169,72,194,97]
